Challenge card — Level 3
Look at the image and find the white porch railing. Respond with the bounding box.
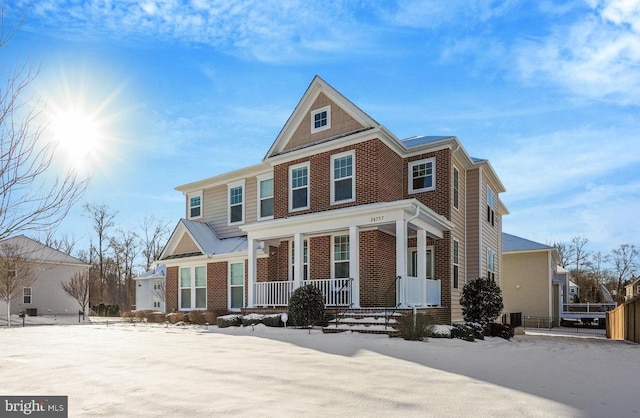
[253,278,352,307]
[397,276,441,307]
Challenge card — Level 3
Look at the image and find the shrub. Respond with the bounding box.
[262,313,285,327]
[121,311,135,322]
[146,311,166,323]
[217,314,243,328]
[395,313,434,341]
[466,322,485,340]
[431,325,453,338]
[167,312,186,324]
[241,313,264,327]
[460,277,504,326]
[485,322,514,340]
[203,310,219,324]
[288,284,325,328]
[451,324,476,342]
[188,310,206,325]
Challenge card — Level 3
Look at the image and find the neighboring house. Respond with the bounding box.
[134,265,166,312]
[625,278,640,301]
[501,233,563,326]
[159,76,507,323]
[0,235,89,316]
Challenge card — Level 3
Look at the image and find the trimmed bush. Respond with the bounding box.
[395,313,435,341]
[262,313,285,327]
[485,322,514,340]
[188,310,206,325]
[431,325,453,338]
[288,284,325,328]
[167,312,186,324]
[203,310,219,324]
[460,277,504,326]
[242,313,264,327]
[451,324,476,342]
[217,314,243,328]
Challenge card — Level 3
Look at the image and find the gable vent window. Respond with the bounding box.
[311,105,331,133]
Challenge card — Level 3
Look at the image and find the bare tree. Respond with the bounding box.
[140,216,170,270]
[61,271,90,320]
[0,241,35,327]
[550,241,573,268]
[84,203,116,302]
[1,20,87,240]
[570,236,591,274]
[109,228,139,309]
[152,275,166,306]
[611,244,639,302]
[41,231,78,255]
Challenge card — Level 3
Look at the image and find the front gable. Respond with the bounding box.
[265,76,380,158]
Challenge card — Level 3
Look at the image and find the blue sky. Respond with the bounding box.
[3,0,639,264]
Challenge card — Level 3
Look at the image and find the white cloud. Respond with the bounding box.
[516,0,640,105]
[383,0,516,28]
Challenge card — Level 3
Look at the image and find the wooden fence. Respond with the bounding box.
[606,297,640,343]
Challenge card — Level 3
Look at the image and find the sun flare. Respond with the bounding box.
[52,108,102,172]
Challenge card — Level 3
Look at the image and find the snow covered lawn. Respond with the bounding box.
[1,323,638,417]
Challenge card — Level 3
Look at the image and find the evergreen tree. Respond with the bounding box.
[460,277,504,326]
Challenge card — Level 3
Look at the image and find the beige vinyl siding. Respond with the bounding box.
[174,233,199,255]
[466,168,480,280]
[480,174,500,280]
[502,251,551,318]
[450,162,466,322]
[284,93,365,152]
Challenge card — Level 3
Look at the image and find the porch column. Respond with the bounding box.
[247,237,256,308]
[417,228,427,305]
[396,219,407,307]
[349,226,360,308]
[293,232,304,289]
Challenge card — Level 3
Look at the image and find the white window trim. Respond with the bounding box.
[289,162,310,212]
[228,261,245,311]
[453,240,459,289]
[408,157,436,194]
[332,234,350,279]
[408,246,435,279]
[487,248,497,281]
[187,191,203,220]
[256,173,274,221]
[289,239,309,281]
[179,266,207,311]
[330,150,356,205]
[227,179,245,226]
[453,166,459,210]
[23,287,32,304]
[310,105,331,134]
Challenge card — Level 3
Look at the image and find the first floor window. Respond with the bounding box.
[290,240,308,280]
[453,240,459,289]
[23,287,32,304]
[229,262,244,310]
[180,266,207,310]
[333,235,350,279]
[487,249,497,281]
[153,297,161,309]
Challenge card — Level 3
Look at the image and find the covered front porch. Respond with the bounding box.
[241,199,453,309]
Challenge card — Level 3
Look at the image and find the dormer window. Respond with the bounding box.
[311,105,331,133]
[188,191,202,219]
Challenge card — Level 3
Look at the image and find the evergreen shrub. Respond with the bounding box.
[460,277,504,326]
[288,285,325,328]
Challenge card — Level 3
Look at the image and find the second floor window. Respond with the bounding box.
[453,167,459,209]
[409,157,436,193]
[453,240,459,289]
[258,175,274,219]
[486,185,496,226]
[331,151,355,204]
[228,181,244,225]
[188,191,202,219]
[290,163,309,211]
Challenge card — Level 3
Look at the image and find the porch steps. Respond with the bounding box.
[322,311,402,337]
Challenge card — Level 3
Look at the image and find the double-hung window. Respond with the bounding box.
[188,191,202,219]
[486,185,496,226]
[311,105,331,133]
[487,249,497,281]
[229,262,244,310]
[453,167,459,210]
[409,157,436,193]
[453,240,459,289]
[23,287,32,304]
[290,240,309,281]
[180,266,207,310]
[257,174,274,220]
[331,151,355,204]
[290,163,309,212]
[228,180,245,225]
[333,235,350,279]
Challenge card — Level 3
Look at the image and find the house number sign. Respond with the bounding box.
[370,216,384,223]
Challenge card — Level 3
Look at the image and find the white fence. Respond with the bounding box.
[253,278,352,307]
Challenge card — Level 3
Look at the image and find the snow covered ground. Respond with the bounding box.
[1,320,638,417]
